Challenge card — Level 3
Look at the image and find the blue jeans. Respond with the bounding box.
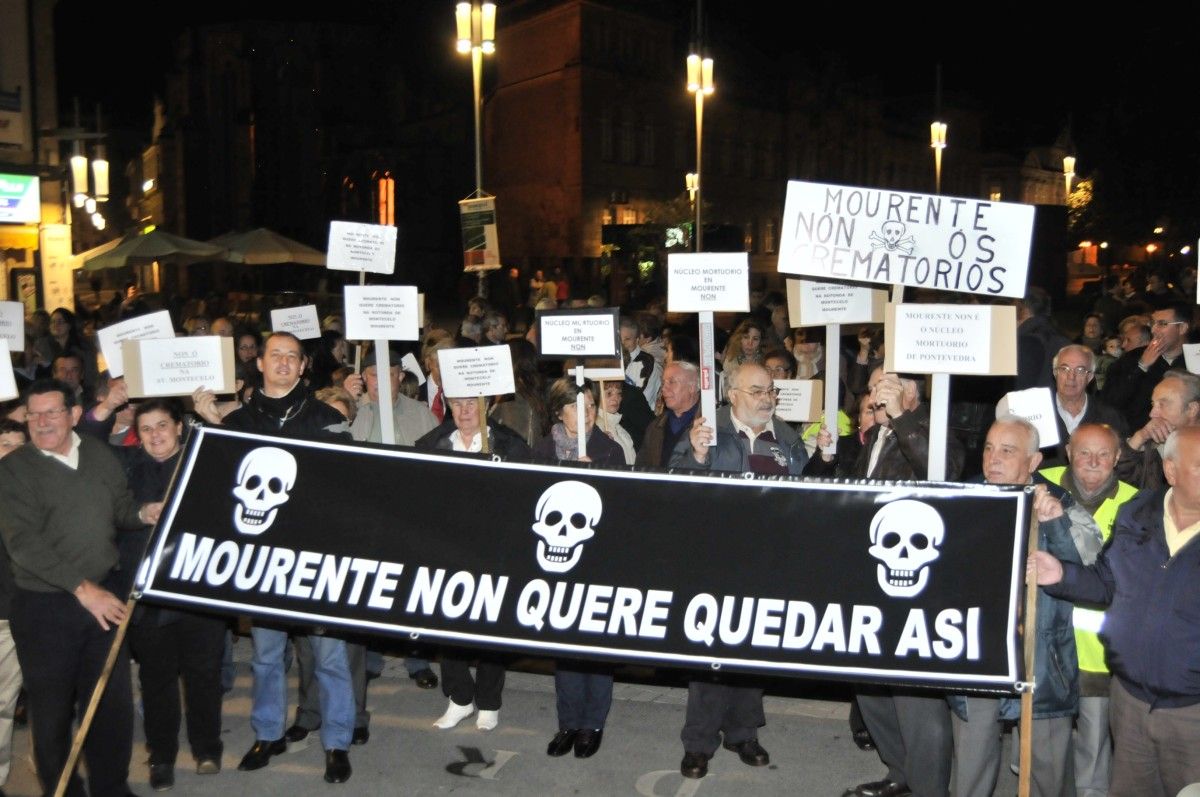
[251,627,354,750]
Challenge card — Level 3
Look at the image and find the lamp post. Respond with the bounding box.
[1062,155,1076,203]
[930,121,947,194]
[59,99,109,237]
[456,1,496,195]
[686,51,712,252]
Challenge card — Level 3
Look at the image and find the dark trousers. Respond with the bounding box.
[10,588,133,797]
[441,656,505,711]
[128,610,226,765]
[857,688,952,797]
[681,680,765,755]
[555,662,613,730]
[294,637,369,731]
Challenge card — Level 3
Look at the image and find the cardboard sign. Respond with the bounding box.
[885,304,1017,376]
[774,379,823,423]
[270,305,321,340]
[326,221,397,274]
[786,279,887,328]
[777,181,1035,299]
[344,285,420,342]
[0,301,23,351]
[536,308,620,359]
[123,336,236,398]
[401,352,426,386]
[666,253,750,312]
[0,341,17,401]
[96,310,176,378]
[459,196,502,272]
[995,387,1060,449]
[1183,343,1200,375]
[438,346,516,398]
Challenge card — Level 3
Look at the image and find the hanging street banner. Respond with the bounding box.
[459,196,502,272]
[137,426,1033,693]
[777,180,1036,299]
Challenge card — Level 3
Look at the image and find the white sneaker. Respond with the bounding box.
[475,709,499,731]
[433,700,475,729]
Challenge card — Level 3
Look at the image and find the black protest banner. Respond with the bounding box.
[137,426,1032,693]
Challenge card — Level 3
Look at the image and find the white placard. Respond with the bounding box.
[666,253,750,312]
[326,221,398,274]
[996,387,1060,449]
[96,310,176,378]
[344,285,420,341]
[538,311,619,357]
[401,352,426,386]
[270,305,321,340]
[774,379,822,423]
[0,340,17,401]
[0,301,24,351]
[1182,344,1200,374]
[777,180,1035,299]
[123,337,235,398]
[890,304,1012,376]
[584,367,625,381]
[438,346,516,398]
[789,279,885,327]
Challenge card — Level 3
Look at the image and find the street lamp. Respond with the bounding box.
[456,1,496,195]
[686,51,713,252]
[930,121,947,194]
[1063,155,1076,202]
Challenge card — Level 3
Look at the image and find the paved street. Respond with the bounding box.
[3,639,1022,796]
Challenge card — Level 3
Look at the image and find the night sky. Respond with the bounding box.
[52,0,1199,245]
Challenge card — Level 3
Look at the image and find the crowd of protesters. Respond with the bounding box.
[1,261,1198,796]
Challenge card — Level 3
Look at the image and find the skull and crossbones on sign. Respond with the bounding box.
[868,221,916,255]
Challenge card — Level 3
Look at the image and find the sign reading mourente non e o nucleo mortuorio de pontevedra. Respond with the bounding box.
[137,427,1033,695]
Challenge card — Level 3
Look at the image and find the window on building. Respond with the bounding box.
[641,123,655,165]
[743,222,756,253]
[600,109,613,162]
[620,207,638,225]
[764,218,777,254]
[989,186,1003,202]
[620,109,636,163]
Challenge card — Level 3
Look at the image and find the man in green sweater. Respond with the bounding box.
[0,379,162,797]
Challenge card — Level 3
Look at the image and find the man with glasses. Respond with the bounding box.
[0,379,163,797]
[1043,344,1127,468]
[635,360,701,468]
[1103,303,1192,430]
[669,362,807,780]
[1116,368,1200,490]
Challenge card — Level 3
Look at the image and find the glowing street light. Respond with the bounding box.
[930,121,947,194]
[687,51,713,251]
[455,1,497,194]
[1063,155,1076,201]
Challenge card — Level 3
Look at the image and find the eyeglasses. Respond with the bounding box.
[765,365,791,376]
[26,407,69,421]
[733,386,780,399]
[1151,319,1185,328]
[1052,365,1093,377]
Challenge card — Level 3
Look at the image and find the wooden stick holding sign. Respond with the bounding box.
[344,284,420,448]
[667,252,750,445]
[1018,495,1040,797]
[437,346,515,455]
[574,364,587,458]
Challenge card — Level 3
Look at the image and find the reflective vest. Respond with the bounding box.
[1040,466,1139,674]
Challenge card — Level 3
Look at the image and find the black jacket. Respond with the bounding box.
[222,384,351,442]
[415,419,532,461]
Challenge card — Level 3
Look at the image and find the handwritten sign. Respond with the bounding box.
[270,305,321,340]
[0,301,23,351]
[401,352,426,386]
[786,279,887,328]
[344,285,420,341]
[0,341,17,401]
[996,387,1060,449]
[123,337,236,398]
[774,379,822,423]
[537,308,620,358]
[326,221,397,274]
[777,181,1035,299]
[438,346,516,398]
[666,253,750,312]
[96,310,176,377]
[886,303,1016,376]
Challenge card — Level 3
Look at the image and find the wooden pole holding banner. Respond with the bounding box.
[574,364,587,458]
[822,323,841,455]
[698,310,717,444]
[1017,501,1040,797]
[477,396,490,454]
[54,598,137,797]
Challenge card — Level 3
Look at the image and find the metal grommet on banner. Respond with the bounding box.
[741,472,754,480]
[710,661,722,671]
[491,454,502,463]
[409,631,421,641]
[1013,680,1035,693]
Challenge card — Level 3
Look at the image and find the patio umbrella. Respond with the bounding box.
[209,227,326,266]
[81,229,227,272]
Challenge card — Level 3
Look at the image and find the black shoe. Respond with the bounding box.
[546,729,578,757]
[324,749,352,784]
[410,668,439,689]
[848,780,912,797]
[149,764,174,792]
[573,729,603,758]
[351,727,370,746]
[195,756,221,775]
[284,723,315,744]
[723,738,770,767]
[852,728,876,751]
[237,738,287,771]
[680,751,710,779]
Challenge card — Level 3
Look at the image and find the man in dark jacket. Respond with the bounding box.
[1032,425,1200,797]
[1102,303,1192,431]
[1016,287,1071,393]
[1042,344,1128,468]
[636,361,700,468]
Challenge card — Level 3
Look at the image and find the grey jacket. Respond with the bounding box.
[668,406,808,475]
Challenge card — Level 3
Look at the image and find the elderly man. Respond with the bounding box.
[194,331,356,784]
[668,362,806,779]
[481,310,509,345]
[0,379,163,797]
[1103,303,1191,430]
[1043,344,1127,468]
[845,367,964,797]
[346,347,438,447]
[951,416,1103,797]
[1032,425,1200,797]
[635,360,700,468]
[1116,368,1200,489]
[1040,423,1138,797]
